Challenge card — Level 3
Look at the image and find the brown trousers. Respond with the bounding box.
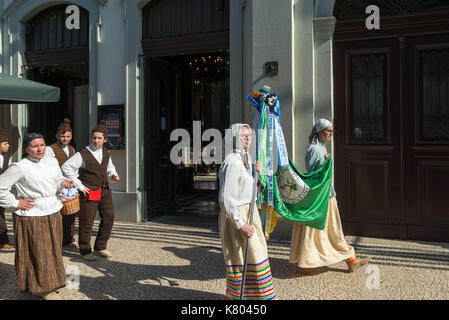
[0,207,9,245]
[78,187,114,255]
[62,214,76,245]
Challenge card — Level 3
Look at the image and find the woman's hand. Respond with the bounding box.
[17,198,35,211]
[61,180,75,189]
[241,223,254,238]
[255,161,263,174]
[111,175,120,182]
[324,153,331,160]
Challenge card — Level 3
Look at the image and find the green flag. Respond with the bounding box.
[254,92,333,231]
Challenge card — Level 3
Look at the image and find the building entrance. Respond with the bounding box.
[145,53,229,219]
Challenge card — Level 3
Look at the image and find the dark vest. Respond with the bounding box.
[79,148,110,190]
[50,143,75,167]
[0,154,8,175]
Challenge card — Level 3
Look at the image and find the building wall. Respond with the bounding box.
[0,0,144,222]
[1,0,338,231]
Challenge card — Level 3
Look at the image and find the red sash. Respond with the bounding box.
[88,188,102,201]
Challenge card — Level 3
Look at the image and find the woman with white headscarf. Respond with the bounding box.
[218,123,278,300]
[289,119,370,275]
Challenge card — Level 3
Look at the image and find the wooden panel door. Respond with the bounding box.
[145,58,180,218]
[334,37,404,239]
[404,33,449,242]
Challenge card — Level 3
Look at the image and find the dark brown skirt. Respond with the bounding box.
[13,212,67,295]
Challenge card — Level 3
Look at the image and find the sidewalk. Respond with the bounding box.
[1,212,449,300]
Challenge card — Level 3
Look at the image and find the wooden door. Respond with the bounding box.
[335,32,449,242]
[404,34,449,241]
[334,38,404,239]
[145,58,180,218]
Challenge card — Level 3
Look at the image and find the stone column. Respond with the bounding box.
[313,16,336,155]
[292,0,314,170]
[313,17,336,123]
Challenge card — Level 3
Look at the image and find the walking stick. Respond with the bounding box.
[239,170,259,300]
[239,89,268,300]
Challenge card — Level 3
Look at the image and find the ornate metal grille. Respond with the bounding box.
[334,0,449,20]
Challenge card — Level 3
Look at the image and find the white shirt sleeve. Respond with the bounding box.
[107,156,118,178]
[45,146,56,158]
[220,161,246,229]
[0,164,23,209]
[61,152,85,191]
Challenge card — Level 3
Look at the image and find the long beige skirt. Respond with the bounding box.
[289,197,354,268]
[13,212,67,295]
[218,204,277,300]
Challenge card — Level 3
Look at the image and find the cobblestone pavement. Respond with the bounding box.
[1,213,449,300]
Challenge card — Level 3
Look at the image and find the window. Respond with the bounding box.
[421,48,449,142]
[349,54,387,143]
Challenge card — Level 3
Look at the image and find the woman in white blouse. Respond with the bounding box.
[0,133,74,300]
[218,123,277,300]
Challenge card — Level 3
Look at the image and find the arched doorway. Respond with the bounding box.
[25,4,89,150]
[333,0,449,241]
[142,0,230,219]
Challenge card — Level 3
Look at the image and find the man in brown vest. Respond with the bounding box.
[0,130,13,249]
[61,121,119,261]
[45,118,77,247]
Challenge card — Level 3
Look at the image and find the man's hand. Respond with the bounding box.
[82,187,90,196]
[241,223,255,238]
[17,198,35,211]
[111,175,120,182]
[324,153,331,160]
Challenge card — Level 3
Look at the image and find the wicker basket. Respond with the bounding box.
[60,194,80,215]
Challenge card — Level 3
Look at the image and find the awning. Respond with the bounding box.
[0,73,60,104]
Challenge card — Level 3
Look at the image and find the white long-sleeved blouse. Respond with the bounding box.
[218,153,254,230]
[0,156,64,216]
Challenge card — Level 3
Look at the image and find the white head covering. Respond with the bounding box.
[308,119,332,145]
[223,123,252,169]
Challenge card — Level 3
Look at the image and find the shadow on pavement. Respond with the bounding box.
[62,245,226,300]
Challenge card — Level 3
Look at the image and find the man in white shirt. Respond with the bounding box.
[46,118,77,247]
[61,120,119,261]
[0,130,13,249]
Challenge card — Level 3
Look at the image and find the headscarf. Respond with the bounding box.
[308,119,332,145]
[22,132,45,157]
[23,132,45,148]
[223,123,252,170]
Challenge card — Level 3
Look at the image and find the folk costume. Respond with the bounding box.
[61,121,117,259]
[218,123,277,300]
[45,119,77,246]
[0,133,67,297]
[289,119,370,273]
[0,130,13,248]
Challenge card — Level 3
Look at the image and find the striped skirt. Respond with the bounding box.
[219,204,277,300]
[13,212,67,296]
